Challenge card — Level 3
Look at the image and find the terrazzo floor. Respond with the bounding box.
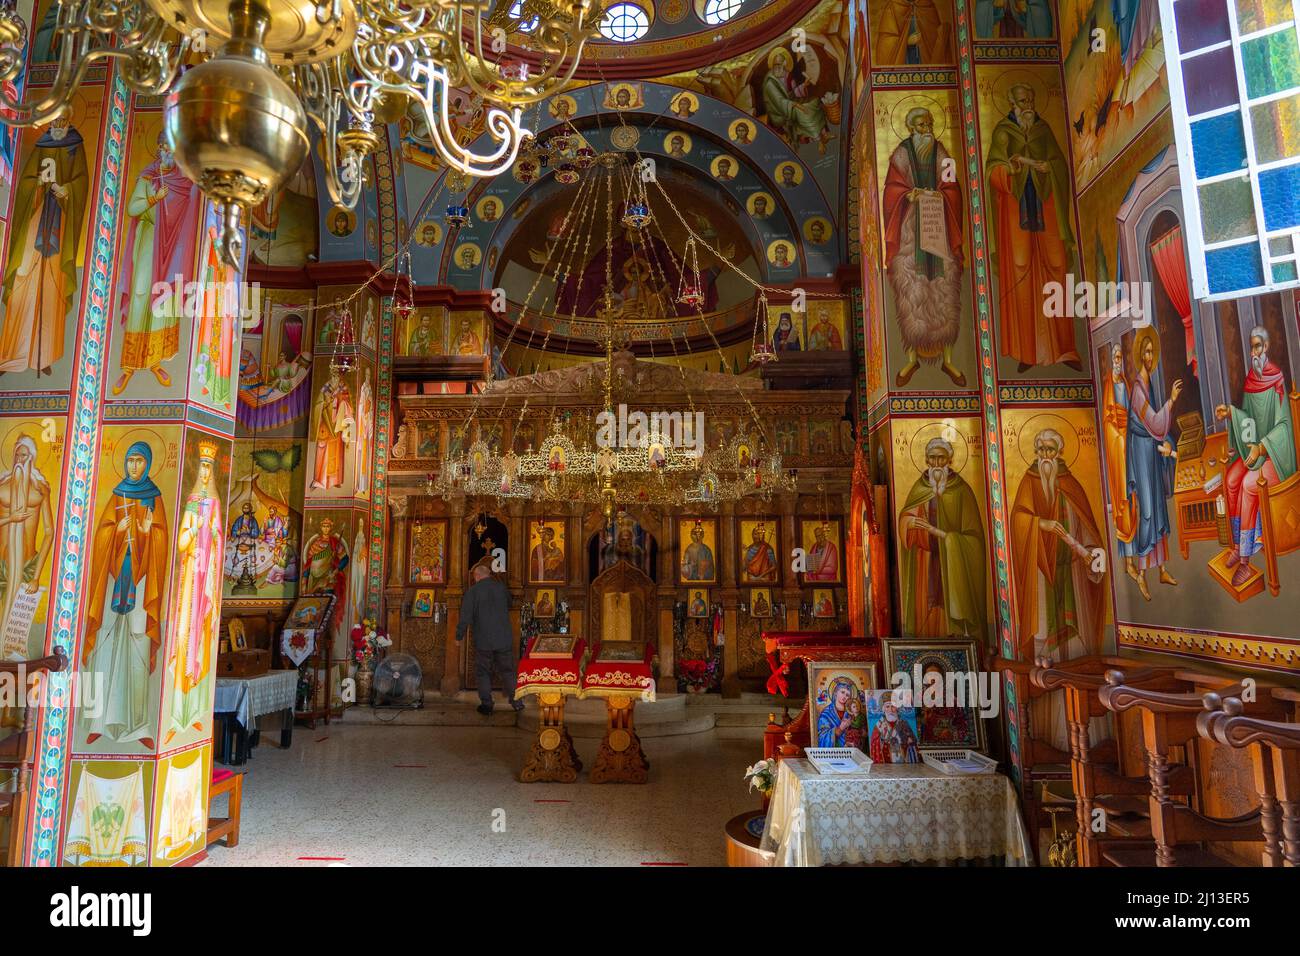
[203,718,759,866]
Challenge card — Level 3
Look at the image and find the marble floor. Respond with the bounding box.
[203,716,760,866]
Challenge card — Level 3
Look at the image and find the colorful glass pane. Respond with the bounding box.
[1236,0,1293,34]
[1183,46,1243,114]
[1198,176,1258,242]
[1176,0,1233,49]
[1241,29,1300,99]
[1206,243,1265,293]
[1258,163,1300,228]
[1192,111,1249,176]
[1250,93,1300,162]
[1268,234,1295,255]
[1271,260,1299,282]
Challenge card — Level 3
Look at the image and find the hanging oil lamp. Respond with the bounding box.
[677,235,704,307]
[750,293,777,365]
[446,203,471,227]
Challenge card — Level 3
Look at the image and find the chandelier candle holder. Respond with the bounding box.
[0,0,609,263]
[677,235,704,307]
[750,293,777,365]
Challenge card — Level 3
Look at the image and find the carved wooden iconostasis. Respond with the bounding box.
[385,353,854,696]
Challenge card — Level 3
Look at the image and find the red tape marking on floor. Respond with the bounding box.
[298,857,346,861]
[314,736,329,742]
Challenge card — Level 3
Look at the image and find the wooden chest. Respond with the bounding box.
[218,648,271,678]
[1176,411,1205,460]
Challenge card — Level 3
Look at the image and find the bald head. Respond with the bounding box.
[472,563,491,582]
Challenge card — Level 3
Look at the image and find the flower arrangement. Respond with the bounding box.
[744,759,776,795]
[677,657,719,693]
[351,617,392,668]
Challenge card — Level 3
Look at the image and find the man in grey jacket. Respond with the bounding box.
[456,563,524,715]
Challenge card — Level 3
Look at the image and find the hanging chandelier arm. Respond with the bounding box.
[0,0,182,126]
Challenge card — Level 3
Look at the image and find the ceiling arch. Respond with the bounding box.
[498,0,823,79]
[404,81,837,288]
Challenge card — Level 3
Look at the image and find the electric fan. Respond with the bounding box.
[372,653,424,709]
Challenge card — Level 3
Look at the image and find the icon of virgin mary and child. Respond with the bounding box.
[817,675,867,751]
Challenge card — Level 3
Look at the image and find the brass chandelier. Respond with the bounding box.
[0,0,606,263]
[428,151,797,516]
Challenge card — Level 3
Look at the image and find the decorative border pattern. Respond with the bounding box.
[367,297,394,620]
[888,394,981,415]
[953,0,1021,777]
[870,69,959,87]
[998,383,1096,405]
[972,42,1060,61]
[1117,623,1300,671]
[102,402,187,420]
[30,75,128,866]
[0,395,69,413]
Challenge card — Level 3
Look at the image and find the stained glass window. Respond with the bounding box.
[1160,0,1300,298]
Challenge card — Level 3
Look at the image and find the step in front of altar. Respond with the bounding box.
[339,690,793,737]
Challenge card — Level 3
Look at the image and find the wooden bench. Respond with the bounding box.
[1029,656,1182,867]
[1098,669,1288,866]
[1199,690,1300,866]
[0,649,67,867]
[207,767,243,850]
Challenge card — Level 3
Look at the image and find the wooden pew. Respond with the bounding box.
[1030,656,1189,867]
[1199,691,1300,866]
[1098,669,1288,866]
[0,649,68,867]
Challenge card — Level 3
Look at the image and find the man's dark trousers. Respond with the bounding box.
[475,646,518,708]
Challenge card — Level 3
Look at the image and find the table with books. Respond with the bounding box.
[759,755,1032,867]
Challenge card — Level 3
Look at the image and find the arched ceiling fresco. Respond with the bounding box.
[403,82,837,288]
[501,0,824,78]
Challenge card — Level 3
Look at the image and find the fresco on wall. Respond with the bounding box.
[187,203,244,413]
[671,0,848,201]
[1080,120,1300,642]
[401,307,445,357]
[75,425,182,756]
[1060,0,1167,190]
[0,416,61,662]
[870,0,955,66]
[305,358,357,497]
[1001,406,1109,662]
[301,509,352,647]
[974,0,1054,38]
[891,417,991,648]
[0,95,101,390]
[109,110,203,399]
[160,435,229,751]
[224,439,304,600]
[151,745,210,865]
[977,64,1087,379]
[248,153,319,267]
[62,759,152,867]
[874,88,974,389]
[237,291,315,437]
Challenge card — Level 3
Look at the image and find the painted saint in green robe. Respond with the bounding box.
[898,438,987,645]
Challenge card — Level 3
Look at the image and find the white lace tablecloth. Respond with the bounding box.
[214,670,299,730]
[760,759,1032,867]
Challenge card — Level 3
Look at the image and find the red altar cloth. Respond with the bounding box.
[761,629,877,697]
[580,641,656,702]
[515,637,588,699]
